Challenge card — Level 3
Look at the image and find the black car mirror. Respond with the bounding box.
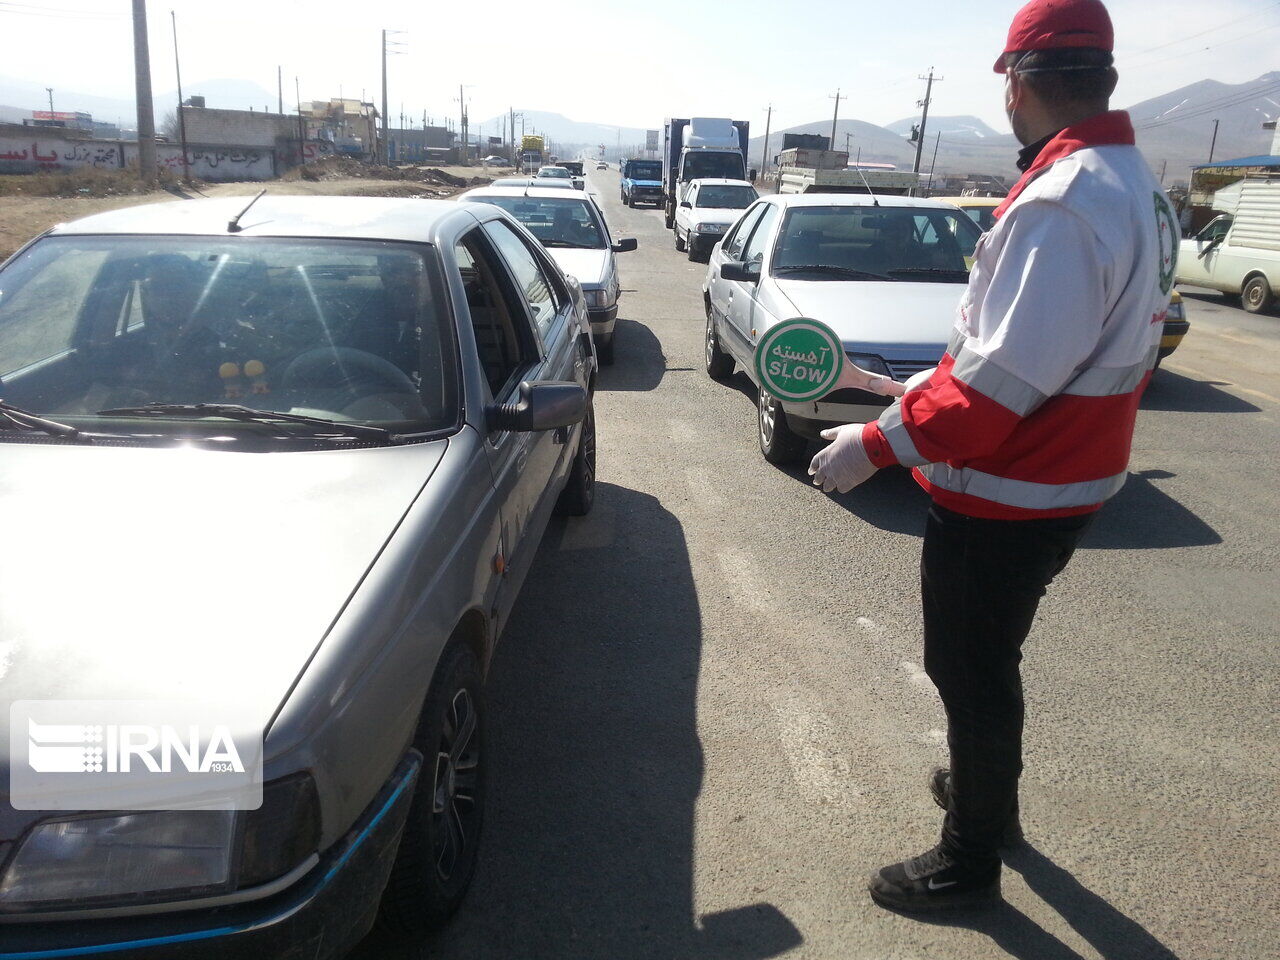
[612,237,638,253]
[720,260,760,283]
[487,381,587,433]
[1198,236,1223,259]
[679,201,692,208]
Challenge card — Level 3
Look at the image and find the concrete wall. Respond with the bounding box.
[0,132,279,181]
[180,107,297,150]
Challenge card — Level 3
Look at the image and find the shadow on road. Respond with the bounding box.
[1142,370,1260,414]
[901,844,1177,960]
[597,318,684,393]
[1082,469,1221,549]
[896,843,1180,960]
[380,483,800,960]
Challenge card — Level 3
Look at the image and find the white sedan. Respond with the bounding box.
[460,186,637,364]
[701,193,980,463]
[674,179,759,263]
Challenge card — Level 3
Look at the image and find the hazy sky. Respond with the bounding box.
[1,0,1277,136]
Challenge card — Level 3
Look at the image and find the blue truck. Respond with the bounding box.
[620,158,664,208]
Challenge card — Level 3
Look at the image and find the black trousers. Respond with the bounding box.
[921,502,1093,865]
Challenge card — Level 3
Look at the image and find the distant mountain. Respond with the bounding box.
[477,110,648,152]
[885,115,1004,140]
[0,74,281,127]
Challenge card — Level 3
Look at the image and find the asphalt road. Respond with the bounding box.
[362,167,1279,960]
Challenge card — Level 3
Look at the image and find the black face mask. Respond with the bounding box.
[1016,130,1062,172]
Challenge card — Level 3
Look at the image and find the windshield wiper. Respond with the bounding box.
[0,398,82,439]
[541,240,600,249]
[886,267,971,281]
[773,264,893,281]
[96,403,395,442]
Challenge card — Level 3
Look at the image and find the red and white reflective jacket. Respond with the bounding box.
[861,111,1180,520]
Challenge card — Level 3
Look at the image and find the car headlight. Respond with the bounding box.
[0,810,236,909]
[847,353,893,379]
[0,774,320,911]
[1165,299,1184,321]
[695,222,725,234]
[583,288,614,309]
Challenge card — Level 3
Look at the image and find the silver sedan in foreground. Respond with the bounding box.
[0,195,596,958]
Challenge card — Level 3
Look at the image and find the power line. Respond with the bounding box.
[1124,1,1280,59]
[1134,78,1280,130]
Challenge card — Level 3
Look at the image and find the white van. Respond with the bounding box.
[1177,175,1280,314]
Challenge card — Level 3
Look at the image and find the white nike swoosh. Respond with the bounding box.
[927,878,958,890]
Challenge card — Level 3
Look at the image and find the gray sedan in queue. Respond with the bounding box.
[0,195,597,958]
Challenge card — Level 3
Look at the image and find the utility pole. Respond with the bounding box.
[912,67,943,178]
[829,88,841,150]
[845,132,852,154]
[45,87,54,117]
[1208,119,1220,163]
[1159,159,1167,186]
[458,85,467,163]
[277,66,283,114]
[170,10,190,185]
[295,76,304,157]
[925,131,940,196]
[131,0,156,183]
[380,31,388,164]
[760,104,772,180]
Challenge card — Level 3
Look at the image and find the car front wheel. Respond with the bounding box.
[375,643,485,937]
[705,310,734,381]
[555,401,596,516]
[675,228,686,252]
[1242,274,1274,314]
[757,387,808,465]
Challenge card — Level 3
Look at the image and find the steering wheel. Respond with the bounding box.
[281,347,417,398]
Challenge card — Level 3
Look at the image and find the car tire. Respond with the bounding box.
[1242,274,1274,314]
[665,207,674,230]
[757,387,808,465]
[375,643,485,938]
[705,310,734,381]
[675,229,686,253]
[687,237,701,262]
[596,334,615,366]
[555,401,596,517]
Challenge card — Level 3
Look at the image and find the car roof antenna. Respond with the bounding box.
[227,189,267,233]
[853,166,880,207]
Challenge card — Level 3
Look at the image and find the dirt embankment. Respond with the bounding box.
[0,163,497,261]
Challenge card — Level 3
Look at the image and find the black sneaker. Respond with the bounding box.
[868,845,1001,912]
[930,768,1024,848]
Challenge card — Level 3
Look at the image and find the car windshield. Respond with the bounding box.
[962,205,998,232]
[627,162,662,180]
[538,168,571,178]
[682,152,744,181]
[476,196,606,249]
[771,205,980,281]
[696,185,757,209]
[0,236,457,442]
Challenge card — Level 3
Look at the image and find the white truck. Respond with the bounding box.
[1177,175,1280,314]
[776,149,919,196]
[662,117,750,230]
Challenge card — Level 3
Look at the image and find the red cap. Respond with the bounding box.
[994,0,1114,73]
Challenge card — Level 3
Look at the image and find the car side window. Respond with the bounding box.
[456,229,538,399]
[740,204,781,266]
[723,203,766,259]
[483,220,560,337]
[1199,217,1232,243]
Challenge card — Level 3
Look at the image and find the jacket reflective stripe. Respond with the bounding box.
[876,401,928,467]
[951,345,1048,417]
[946,327,967,356]
[1061,346,1159,397]
[917,461,1128,511]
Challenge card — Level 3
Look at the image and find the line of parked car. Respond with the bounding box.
[0,174,628,956]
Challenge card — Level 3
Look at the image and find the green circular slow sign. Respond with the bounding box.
[754,317,844,402]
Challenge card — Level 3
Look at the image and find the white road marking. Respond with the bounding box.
[900,661,933,689]
[668,418,699,442]
[715,548,773,611]
[772,694,859,807]
[856,616,878,630]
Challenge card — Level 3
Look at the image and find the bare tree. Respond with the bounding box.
[159,110,179,142]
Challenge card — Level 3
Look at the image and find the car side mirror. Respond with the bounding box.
[612,237,638,253]
[1198,236,1223,259]
[487,381,587,433]
[720,260,760,283]
[679,200,692,208]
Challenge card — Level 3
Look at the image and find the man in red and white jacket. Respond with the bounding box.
[809,0,1180,911]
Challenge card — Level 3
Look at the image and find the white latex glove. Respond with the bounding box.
[903,365,937,394]
[844,363,908,398]
[808,423,879,493]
